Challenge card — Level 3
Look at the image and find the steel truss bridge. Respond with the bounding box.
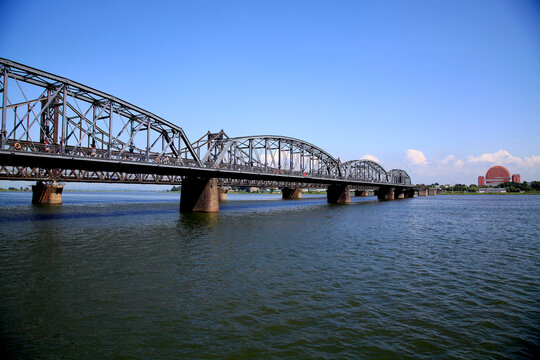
[0,58,412,200]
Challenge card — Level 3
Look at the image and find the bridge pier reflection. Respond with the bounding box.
[327,184,351,204]
[180,177,219,213]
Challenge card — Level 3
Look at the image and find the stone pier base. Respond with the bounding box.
[180,177,219,213]
[32,181,64,204]
[376,187,395,201]
[327,184,350,204]
[418,189,428,196]
[282,187,302,199]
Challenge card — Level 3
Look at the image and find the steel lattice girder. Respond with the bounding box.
[387,169,412,185]
[342,159,388,183]
[0,58,202,166]
[201,135,343,178]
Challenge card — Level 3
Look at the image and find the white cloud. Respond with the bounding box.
[467,149,522,164]
[440,155,456,164]
[523,155,540,168]
[361,154,381,163]
[406,149,427,165]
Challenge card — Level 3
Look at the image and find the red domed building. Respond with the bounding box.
[478,165,520,186]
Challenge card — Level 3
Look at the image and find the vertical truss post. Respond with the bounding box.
[1,67,7,148]
[12,106,17,139]
[290,146,293,170]
[108,102,113,157]
[129,119,134,154]
[278,139,281,170]
[61,87,67,153]
[26,104,30,142]
[146,117,151,161]
[40,88,51,144]
[92,102,97,148]
[79,108,82,146]
[264,138,268,171]
[249,138,253,169]
[178,134,182,162]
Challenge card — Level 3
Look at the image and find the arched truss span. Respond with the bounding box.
[387,169,411,185]
[342,159,388,183]
[0,58,202,166]
[201,135,342,178]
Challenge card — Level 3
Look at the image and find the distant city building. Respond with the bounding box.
[478,165,519,186]
[478,176,485,186]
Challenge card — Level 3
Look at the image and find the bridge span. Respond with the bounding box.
[0,58,413,212]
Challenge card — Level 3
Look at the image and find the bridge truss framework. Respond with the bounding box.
[0,58,412,192]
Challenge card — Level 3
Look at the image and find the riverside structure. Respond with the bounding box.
[0,58,413,211]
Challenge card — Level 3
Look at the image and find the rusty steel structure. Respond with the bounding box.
[0,58,412,189]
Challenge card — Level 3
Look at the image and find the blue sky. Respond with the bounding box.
[1,0,539,186]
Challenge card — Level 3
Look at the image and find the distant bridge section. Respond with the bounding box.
[0,58,413,211]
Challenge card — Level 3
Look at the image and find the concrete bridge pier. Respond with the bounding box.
[32,181,64,204]
[418,189,428,196]
[376,187,395,201]
[354,190,369,197]
[282,187,302,199]
[218,187,228,201]
[180,177,219,213]
[394,188,405,199]
[327,184,350,204]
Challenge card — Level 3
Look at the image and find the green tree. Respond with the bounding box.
[453,184,467,192]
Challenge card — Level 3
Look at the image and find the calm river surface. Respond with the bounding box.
[0,192,538,359]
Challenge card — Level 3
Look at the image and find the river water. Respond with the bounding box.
[0,192,538,359]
